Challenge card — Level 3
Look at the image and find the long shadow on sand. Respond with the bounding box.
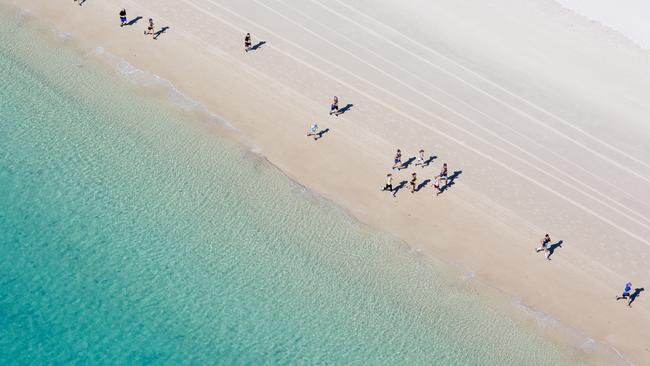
[315,128,330,140]
[415,179,431,192]
[392,180,407,197]
[153,26,170,40]
[629,288,645,307]
[423,155,437,167]
[437,170,462,195]
[335,103,354,116]
[250,41,266,51]
[400,157,416,170]
[547,240,563,260]
[126,16,143,26]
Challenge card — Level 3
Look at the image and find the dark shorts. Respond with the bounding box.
[120,17,127,22]
[331,105,338,110]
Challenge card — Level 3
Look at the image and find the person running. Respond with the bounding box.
[145,18,155,37]
[410,173,417,193]
[330,96,339,115]
[307,122,319,140]
[535,234,551,260]
[382,173,393,192]
[119,9,127,27]
[392,149,402,170]
[535,234,551,252]
[616,282,633,305]
[244,33,252,52]
[414,149,425,168]
[535,234,552,260]
[433,163,448,193]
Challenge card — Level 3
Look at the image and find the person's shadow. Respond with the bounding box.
[250,41,266,51]
[315,128,330,140]
[126,16,142,26]
[78,0,86,5]
[153,26,170,40]
[423,155,437,167]
[335,103,354,116]
[437,170,462,195]
[415,179,431,192]
[400,157,416,170]
[392,180,407,197]
[629,288,645,307]
[546,240,563,260]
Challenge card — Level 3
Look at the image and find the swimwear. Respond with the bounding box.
[120,17,127,22]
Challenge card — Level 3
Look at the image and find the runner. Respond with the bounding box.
[307,122,319,140]
[616,282,633,306]
[145,18,155,37]
[433,163,448,193]
[414,149,425,168]
[535,234,552,260]
[244,33,252,52]
[330,96,339,115]
[119,9,127,27]
[382,173,393,192]
[392,149,402,170]
[410,172,417,193]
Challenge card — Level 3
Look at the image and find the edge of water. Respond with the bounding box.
[6,5,634,365]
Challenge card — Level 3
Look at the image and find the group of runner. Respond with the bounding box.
[384,149,449,196]
[89,4,643,310]
[114,8,157,39]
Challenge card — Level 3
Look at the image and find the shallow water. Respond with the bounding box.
[0,9,589,365]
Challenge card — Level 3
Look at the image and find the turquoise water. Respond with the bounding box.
[0,10,588,365]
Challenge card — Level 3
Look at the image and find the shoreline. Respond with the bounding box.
[6,0,650,364]
[56,23,634,366]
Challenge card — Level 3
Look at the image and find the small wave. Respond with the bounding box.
[511,298,557,324]
[509,296,634,365]
[90,46,236,130]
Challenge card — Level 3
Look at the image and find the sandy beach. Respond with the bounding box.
[6,0,650,363]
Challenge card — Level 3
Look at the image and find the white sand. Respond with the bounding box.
[556,0,650,49]
[6,0,650,363]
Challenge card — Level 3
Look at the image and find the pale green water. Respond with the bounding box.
[0,9,590,365]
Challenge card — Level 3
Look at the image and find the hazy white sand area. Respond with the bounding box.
[556,0,650,49]
[5,0,650,364]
